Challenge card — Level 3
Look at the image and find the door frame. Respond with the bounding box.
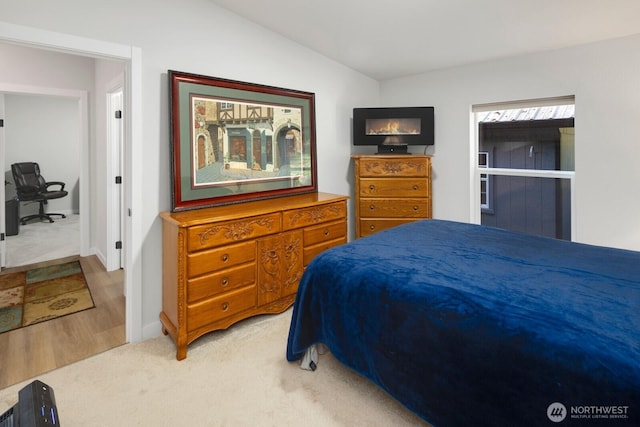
[0,21,144,343]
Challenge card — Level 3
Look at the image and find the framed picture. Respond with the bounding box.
[169,70,318,211]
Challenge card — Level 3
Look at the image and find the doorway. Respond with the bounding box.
[0,77,124,388]
[0,22,144,343]
[0,88,87,269]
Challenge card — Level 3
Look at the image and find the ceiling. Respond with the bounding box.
[208,0,640,80]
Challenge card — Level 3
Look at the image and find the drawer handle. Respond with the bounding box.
[221,278,229,286]
[369,185,375,191]
[369,205,375,210]
[222,302,229,311]
[323,229,329,236]
[413,206,419,211]
[413,185,419,191]
[369,225,375,230]
[221,254,229,262]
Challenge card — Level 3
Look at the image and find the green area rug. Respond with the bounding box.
[0,260,95,334]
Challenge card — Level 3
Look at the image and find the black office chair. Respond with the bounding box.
[11,162,69,225]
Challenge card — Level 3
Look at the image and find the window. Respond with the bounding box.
[473,97,575,240]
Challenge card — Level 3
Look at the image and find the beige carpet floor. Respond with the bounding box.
[0,308,429,426]
[5,213,80,268]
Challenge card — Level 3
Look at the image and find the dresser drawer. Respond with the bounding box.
[187,241,255,278]
[359,198,430,218]
[187,263,256,303]
[187,285,256,331]
[359,219,417,237]
[187,213,280,251]
[359,178,429,198]
[303,219,347,246]
[303,237,347,266]
[358,157,429,177]
[282,200,347,230]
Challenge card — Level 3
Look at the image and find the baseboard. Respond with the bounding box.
[143,320,164,340]
[92,247,107,268]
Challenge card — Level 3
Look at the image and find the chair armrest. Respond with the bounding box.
[45,181,66,191]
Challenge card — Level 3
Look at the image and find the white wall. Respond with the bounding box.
[4,94,80,216]
[380,35,640,252]
[0,0,379,338]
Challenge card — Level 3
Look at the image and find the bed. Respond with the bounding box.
[286,219,640,426]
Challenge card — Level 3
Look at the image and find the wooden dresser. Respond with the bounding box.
[160,192,348,360]
[353,154,432,238]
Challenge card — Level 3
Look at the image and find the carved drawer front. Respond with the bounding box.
[358,158,429,178]
[282,201,346,230]
[360,198,430,218]
[187,263,256,304]
[303,236,347,266]
[187,240,255,278]
[187,285,256,331]
[359,219,416,237]
[303,219,347,246]
[360,178,429,198]
[187,213,280,251]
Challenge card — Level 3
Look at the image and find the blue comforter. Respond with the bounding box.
[286,220,640,426]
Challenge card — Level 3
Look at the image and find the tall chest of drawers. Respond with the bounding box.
[160,192,348,360]
[353,155,432,238]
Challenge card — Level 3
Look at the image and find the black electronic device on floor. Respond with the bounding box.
[0,380,60,427]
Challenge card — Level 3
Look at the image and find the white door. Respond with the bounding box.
[0,94,5,268]
[107,78,124,271]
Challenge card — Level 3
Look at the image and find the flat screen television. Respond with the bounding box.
[353,106,434,154]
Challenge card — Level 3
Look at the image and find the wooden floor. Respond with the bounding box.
[0,255,126,389]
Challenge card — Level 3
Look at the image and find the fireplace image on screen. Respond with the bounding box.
[353,106,434,153]
[366,117,421,136]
